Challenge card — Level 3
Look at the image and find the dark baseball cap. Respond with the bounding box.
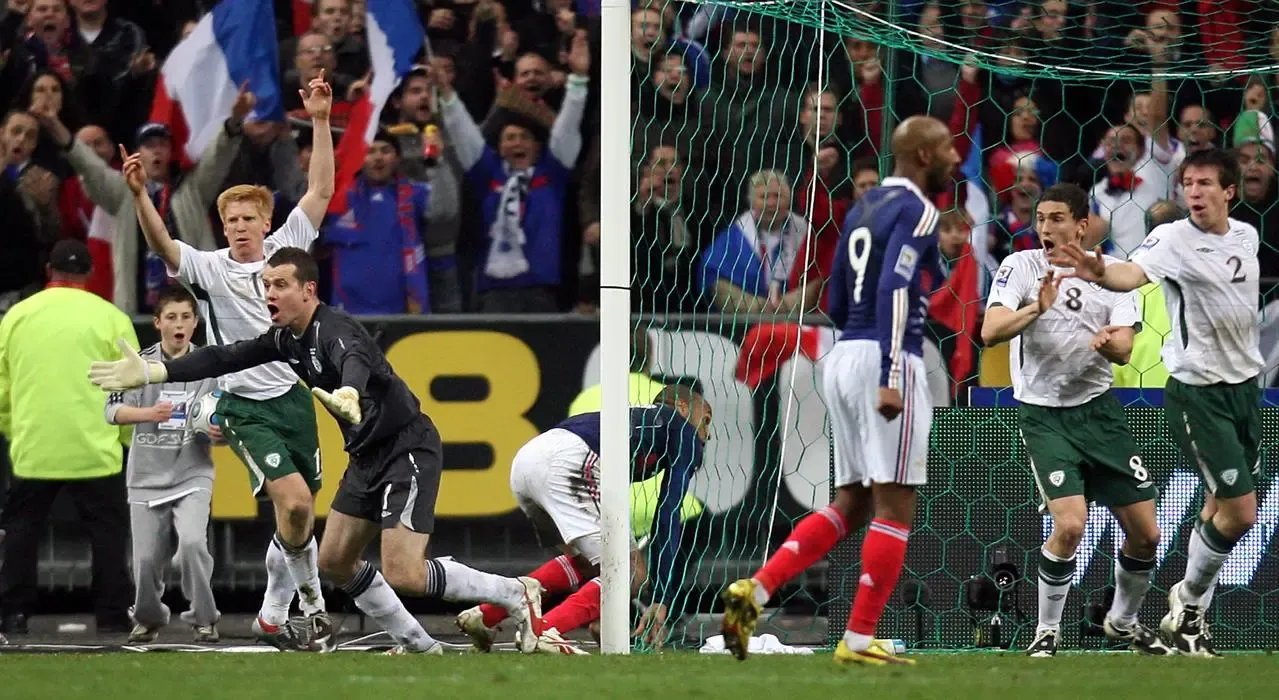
[49,239,93,275]
[135,122,172,144]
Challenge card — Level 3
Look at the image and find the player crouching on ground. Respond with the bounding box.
[458,386,711,654]
[106,286,222,644]
[982,183,1170,658]
[89,248,543,655]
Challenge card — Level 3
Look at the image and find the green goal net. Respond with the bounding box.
[624,0,1279,652]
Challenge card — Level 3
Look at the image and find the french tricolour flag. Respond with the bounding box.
[148,0,283,167]
[328,0,424,214]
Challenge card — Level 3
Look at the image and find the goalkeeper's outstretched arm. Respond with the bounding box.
[165,333,284,383]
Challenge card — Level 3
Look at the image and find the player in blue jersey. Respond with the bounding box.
[456,384,711,654]
[721,116,960,666]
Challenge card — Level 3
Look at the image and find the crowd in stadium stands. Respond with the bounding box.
[4,1,1279,389]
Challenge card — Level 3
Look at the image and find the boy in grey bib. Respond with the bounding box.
[106,287,219,643]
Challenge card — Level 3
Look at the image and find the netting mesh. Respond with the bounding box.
[626,0,1278,651]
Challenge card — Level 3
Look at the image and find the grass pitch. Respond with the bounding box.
[4,651,1279,700]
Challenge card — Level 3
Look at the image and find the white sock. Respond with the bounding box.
[275,534,326,616]
[750,578,770,607]
[1183,522,1233,605]
[1200,575,1219,610]
[1037,548,1075,632]
[1109,552,1155,627]
[842,630,873,651]
[259,539,295,625]
[427,558,523,608]
[341,562,436,651]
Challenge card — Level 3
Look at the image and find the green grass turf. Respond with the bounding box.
[4,651,1279,699]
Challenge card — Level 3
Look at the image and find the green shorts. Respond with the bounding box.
[217,384,321,497]
[1165,378,1261,499]
[1018,392,1155,507]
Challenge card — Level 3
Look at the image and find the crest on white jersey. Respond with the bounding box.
[1049,470,1065,487]
[995,265,1012,287]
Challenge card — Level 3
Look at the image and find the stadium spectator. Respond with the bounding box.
[0,239,135,636]
[220,121,307,209]
[791,84,853,312]
[382,66,438,180]
[927,209,981,403]
[438,29,590,313]
[850,157,880,201]
[279,0,368,80]
[282,31,354,121]
[628,143,698,314]
[845,37,886,154]
[323,128,459,314]
[3,0,122,128]
[699,19,803,218]
[994,160,1049,256]
[66,0,152,137]
[698,169,815,315]
[908,3,960,122]
[985,95,1053,207]
[2,111,61,253]
[13,69,82,177]
[30,86,255,312]
[1229,111,1279,278]
[1089,121,1178,258]
[60,124,119,301]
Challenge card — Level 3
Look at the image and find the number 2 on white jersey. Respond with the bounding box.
[848,226,872,303]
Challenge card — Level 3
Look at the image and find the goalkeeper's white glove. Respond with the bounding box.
[88,338,168,391]
[313,386,362,424]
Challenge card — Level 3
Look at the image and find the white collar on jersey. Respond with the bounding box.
[881,176,928,202]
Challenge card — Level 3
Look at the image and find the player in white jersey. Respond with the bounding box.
[122,73,337,651]
[1063,148,1263,657]
[983,183,1170,658]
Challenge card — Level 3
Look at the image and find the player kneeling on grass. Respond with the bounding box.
[88,248,543,655]
[457,387,711,654]
[106,287,222,644]
[982,183,1170,658]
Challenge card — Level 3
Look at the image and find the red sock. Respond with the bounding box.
[479,555,585,627]
[754,506,850,597]
[847,519,910,636]
[541,578,601,634]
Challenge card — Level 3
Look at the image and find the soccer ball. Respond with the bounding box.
[188,390,223,439]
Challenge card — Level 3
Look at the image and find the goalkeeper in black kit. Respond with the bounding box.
[89,247,544,655]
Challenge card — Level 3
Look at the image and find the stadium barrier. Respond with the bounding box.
[21,315,1277,649]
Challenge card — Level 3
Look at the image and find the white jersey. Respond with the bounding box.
[986,250,1140,408]
[1130,217,1264,386]
[169,207,319,400]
